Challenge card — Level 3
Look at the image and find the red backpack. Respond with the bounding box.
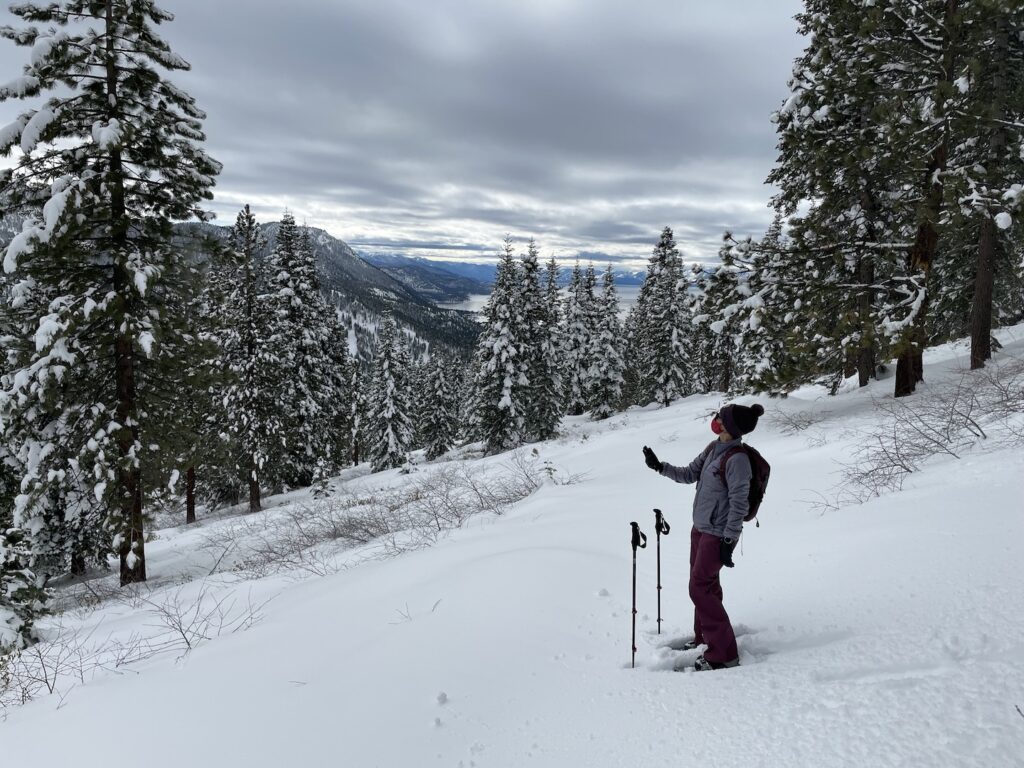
[707,442,771,524]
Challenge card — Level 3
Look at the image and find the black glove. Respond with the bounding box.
[642,446,663,473]
[720,537,738,568]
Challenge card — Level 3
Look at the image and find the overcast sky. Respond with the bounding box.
[0,0,806,267]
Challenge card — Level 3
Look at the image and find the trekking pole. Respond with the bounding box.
[630,521,647,669]
[653,508,671,634]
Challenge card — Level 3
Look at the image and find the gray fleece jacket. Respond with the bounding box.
[659,437,752,540]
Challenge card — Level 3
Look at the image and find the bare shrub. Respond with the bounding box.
[774,408,829,435]
[837,357,1024,503]
[220,452,559,579]
[1,583,269,714]
[0,626,102,709]
[138,584,269,655]
[975,357,1024,445]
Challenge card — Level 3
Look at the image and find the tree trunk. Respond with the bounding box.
[186,465,197,524]
[856,345,875,388]
[106,0,145,585]
[856,256,876,387]
[970,214,996,369]
[119,477,147,585]
[969,16,1007,370]
[856,180,880,388]
[115,331,146,585]
[856,124,888,391]
[845,251,878,386]
[843,349,857,381]
[248,454,261,513]
[895,292,930,398]
[894,0,960,398]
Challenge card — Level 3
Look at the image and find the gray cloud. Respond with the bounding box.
[0,0,805,267]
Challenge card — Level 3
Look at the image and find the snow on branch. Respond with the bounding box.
[3,176,78,273]
[0,74,40,99]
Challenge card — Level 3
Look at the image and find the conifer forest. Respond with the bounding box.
[1,0,1022,665]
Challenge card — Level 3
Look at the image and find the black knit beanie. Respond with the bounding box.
[720,403,764,437]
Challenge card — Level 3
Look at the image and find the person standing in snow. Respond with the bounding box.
[641,403,764,671]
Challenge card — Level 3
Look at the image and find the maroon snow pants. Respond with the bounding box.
[689,526,739,664]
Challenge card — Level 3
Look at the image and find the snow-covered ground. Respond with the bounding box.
[2,328,1024,767]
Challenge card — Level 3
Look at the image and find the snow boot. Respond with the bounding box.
[694,655,740,672]
[681,639,702,651]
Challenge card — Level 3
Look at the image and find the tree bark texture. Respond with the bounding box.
[971,214,997,369]
[248,455,262,514]
[856,256,877,388]
[186,465,197,524]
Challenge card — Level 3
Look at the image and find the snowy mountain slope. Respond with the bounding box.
[360,253,493,302]
[2,329,1023,767]
[181,221,481,359]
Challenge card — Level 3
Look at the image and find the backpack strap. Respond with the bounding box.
[713,445,747,486]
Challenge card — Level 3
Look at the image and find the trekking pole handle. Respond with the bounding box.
[630,522,647,552]
[654,508,670,536]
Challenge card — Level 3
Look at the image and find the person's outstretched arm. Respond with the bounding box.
[644,445,710,485]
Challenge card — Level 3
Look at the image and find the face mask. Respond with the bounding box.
[711,417,723,435]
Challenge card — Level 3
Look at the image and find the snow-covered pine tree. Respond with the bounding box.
[265,216,337,486]
[882,0,969,396]
[589,266,626,419]
[468,238,527,453]
[218,206,284,512]
[647,228,691,406]
[0,442,38,642]
[0,527,46,651]
[692,228,795,395]
[542,255,565,407]
[561,261,598,415]
[665,258,694,403]
[450,358,477,445]
[520,241,562,440]
[348,362,369,466]
[690,257,742,394]
[324,314,354,472]
[420,354,458,460]
[623,272,654,405]
[765,1,938,393]
[623,228,690,406]
[367,313,414,471]
[406,357,429,451]
[940,3,1024,368]
[0,275,106,575]
[0,0,220,584]
[737,223,806,393]
[770,1,1024,394]
[136,233,221,526]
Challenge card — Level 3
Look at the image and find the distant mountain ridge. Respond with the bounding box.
[359,253,492,302]
[361,252,647,289]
